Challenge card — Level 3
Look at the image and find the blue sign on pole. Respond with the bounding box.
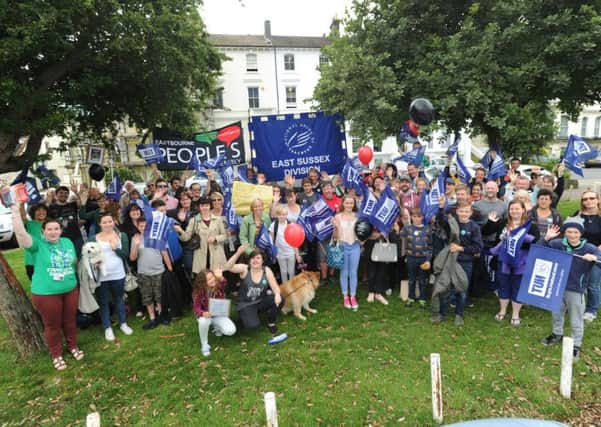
[249,112,347,181]
[517,245,573,312]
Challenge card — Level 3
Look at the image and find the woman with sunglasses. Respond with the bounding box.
[573,190,601,322]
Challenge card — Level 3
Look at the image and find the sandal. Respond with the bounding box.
[511,318,521,326]
[494,313,506,321]
[52,356,67,371]
[70,348,84,361]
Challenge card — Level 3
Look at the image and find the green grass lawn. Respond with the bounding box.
[1,200,600,426]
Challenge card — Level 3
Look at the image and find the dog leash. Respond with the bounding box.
[283,276,315,297]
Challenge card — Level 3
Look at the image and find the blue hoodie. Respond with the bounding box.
[543,238,601,294]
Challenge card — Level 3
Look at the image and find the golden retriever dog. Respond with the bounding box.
[279,271,320,320]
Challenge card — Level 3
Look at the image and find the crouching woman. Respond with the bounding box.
[223,245,284,336]
[193,266,236,357]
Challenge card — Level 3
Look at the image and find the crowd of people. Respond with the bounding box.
[7,156,601,370]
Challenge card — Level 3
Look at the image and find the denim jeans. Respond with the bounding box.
[406,256,428,301]
[440,261,472,318]
[96,278,127,329]
[339,241,360,297]
[586,264,601,314]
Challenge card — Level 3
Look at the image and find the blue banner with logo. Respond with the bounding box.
[517,245,573,312]
[370,186,400,235]
[249,112,347,181]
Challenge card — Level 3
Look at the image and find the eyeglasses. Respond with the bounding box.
[157,184,168,188]
[582,197,597,201]
[211,199,223,202]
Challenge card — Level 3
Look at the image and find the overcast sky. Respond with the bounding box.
[201,0,353,36]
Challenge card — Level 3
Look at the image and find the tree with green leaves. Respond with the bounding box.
[314,0,601,158]
[0,0,221,357]
[0,0,222,173]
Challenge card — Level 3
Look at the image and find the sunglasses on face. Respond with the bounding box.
[582,197,597,201]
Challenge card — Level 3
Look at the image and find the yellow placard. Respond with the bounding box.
[231,181,273,216]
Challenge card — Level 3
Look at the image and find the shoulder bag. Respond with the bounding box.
[371,238,398,263]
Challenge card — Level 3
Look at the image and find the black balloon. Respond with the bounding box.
[88,164,105,181]
[409,98,435,126]
[354,219,373,241]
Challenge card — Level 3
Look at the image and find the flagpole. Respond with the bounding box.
[571,253,601,264]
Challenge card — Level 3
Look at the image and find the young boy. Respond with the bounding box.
[129,216,173,329]
[399,208,432,307]
[434,201,483,326]
[540,217,601,361]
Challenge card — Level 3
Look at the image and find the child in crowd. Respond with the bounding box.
[192,266,236,357]
[269,205,302,283]
[129,217,173,329]
[400,208,432,308]
[541,218,601,361]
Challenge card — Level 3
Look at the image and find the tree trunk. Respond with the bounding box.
[0,252,46,358]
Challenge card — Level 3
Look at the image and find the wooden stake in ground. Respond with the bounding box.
[431,353,443,424]
[0,252,46,357]
[264,392,278,427]
[560,337,574,399]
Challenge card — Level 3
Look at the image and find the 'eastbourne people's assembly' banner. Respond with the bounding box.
[153,122,245,170]
[249,112,347,181]
[517,245,573,312]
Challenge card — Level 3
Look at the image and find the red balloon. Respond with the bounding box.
[284,223,305,248]
[408,119,420,137]
[358,145,373,165]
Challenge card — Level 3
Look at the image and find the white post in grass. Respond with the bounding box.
[560,337,574,399]
[86,405,100,427]
[430,353,443,424]
[264,392,278,427]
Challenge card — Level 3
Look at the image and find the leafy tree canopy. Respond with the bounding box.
[0,0,222,172]
[314,0,601,159]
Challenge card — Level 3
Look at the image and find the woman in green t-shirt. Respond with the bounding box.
[11,202,82,371]
[20,203,49,280]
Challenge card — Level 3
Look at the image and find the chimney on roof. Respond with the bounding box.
[264,20,272,42]
[330,16,341,36]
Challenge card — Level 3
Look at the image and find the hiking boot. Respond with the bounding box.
[573,346,581,362]
[541,333,563,346]
[350,296,359,311]
[343,296,351,309]
[454,315,464,326]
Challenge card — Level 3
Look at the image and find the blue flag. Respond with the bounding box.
[341,159,363,193]
[399,145,426,166]
[455,155,472,185]
[481,149,506,180]
[143,210,174,250]
[255,224,278,263]
[399,121,419,144]
[305,198,335,241]
[105,175,122,201]
[237,164,251,183]
[203,153,227,170]
[189,155,207,177]
[11,167,42,205]
[446,133,460,158]
[499,221,532,267]
[297,207,315,242]
[137,143,164,164]
[517,245,573,312]
[563,134,598,177]
[35,164,60,189]
[219,163,235,189]
[420,171,446,224]
[370,186,400,236]
[358,182,378,220]
[223,192,240,231]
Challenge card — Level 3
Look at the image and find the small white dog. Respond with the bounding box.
[80,242,106,281]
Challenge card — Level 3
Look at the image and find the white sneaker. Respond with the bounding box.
[385,288,392,296]
[201,345,211,357]
[105,327,115,341]
[212,327,223,337]
[120,323,133,335]
[583,312,597,323]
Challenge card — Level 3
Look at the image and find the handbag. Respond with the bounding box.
[371,239,398,263]
[326,238,344,270]
[182,217,201,250]
[124,270,138,292]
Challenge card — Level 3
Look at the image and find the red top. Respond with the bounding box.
[323,194,341,212]
[192,280,226,318]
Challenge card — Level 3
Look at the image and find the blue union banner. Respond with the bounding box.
[517,245,573,312]
[249,111,347,181]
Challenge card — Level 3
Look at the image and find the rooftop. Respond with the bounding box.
[209,34,330,49]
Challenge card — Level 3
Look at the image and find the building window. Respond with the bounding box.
[285,86,297,108]
[595,116,601,138]
[212,88,224,109]
[559,115,569,138]
[581,117,588,137]
[248,87,259,109]
[319,54,329,67]
[284,54,295,71]
[246,53,258,72]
